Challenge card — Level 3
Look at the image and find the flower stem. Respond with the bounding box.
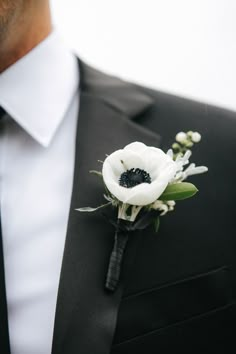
[105,227,129,292]
[118,203,143,221]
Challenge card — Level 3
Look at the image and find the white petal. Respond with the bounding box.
[167,149,174,158]
[123,179,169,205]
[157,160,177,180]
[103,149,126,180]
[141,148,175,179]
[124,142,147,154]
[120,150,146,170]
[103,180,130,202]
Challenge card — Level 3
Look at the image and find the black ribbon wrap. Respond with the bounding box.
[105,228,129,292]
[104,210,160,292]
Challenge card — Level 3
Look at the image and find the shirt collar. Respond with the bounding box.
[0,30,79,147]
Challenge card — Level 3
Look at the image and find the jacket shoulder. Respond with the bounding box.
[78,59,236,142]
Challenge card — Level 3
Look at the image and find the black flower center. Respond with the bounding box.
[119,168,151,188]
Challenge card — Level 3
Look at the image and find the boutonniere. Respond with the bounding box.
[77,131,208,292]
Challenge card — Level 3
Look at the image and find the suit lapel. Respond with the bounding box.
[52,60,161,354]
[0,222,11,354]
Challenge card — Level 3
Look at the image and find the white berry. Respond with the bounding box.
[176,132,187,143]
[192,132,201,143]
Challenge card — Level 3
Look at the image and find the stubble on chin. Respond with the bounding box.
[0,0,21,43]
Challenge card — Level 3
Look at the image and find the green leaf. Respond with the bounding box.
[76,202,111,213]
[154,217,160,233]
[160,182,198,201]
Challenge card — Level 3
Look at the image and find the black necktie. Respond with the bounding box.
[0,106,11,353]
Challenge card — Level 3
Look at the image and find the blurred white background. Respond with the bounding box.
[50,0,236,111]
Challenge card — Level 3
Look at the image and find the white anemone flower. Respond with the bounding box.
[102,142,177,206]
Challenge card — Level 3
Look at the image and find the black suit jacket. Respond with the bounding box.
[0,59,236,354]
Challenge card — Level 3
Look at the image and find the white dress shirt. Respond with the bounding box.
[0,31,79,354]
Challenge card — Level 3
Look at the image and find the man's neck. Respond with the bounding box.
[0,5,52,73]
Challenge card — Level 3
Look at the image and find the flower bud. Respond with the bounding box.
[185,141,194,148]
[191,132,201,143]
[167,200,176,207]
[172,143,181,150]
[176,132,187,143]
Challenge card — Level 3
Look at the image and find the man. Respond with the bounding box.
[0,1,235,354]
